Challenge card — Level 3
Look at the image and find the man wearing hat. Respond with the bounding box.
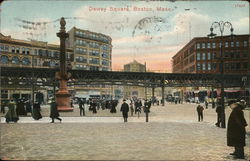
[227,101,248,159]
[120,99,129,122]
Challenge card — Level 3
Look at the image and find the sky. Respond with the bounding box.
[0,0,249,72]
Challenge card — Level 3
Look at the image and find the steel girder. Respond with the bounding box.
[1,66,249,88]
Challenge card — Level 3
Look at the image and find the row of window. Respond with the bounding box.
[0,55,30,65]
[197,62,248,71]
[75,31,110,43]
[197,51,249,61]
[75,56,109,66]
[0,44,30,55]
[0,55,61,67]
[75,39,110,51]
[1,44,73,60]
[196,40,248,49]
[75,48,110,58]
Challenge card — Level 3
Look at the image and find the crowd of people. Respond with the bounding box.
[1,96,248,159]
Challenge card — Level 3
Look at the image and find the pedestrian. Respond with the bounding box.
[227,101,247,159]
[205,100,208,109]
[25,100,32,115]
[110,100,117,113]
[79,99,85,116]
[92,99,97,114]
[215,102,223,127]
[5,100,19,123]
[16,99,27,116]
[129,101,134,116]
[32,101,42,120]
[120,99,129,122]
[196,103,204,122]
[49,99,62,123]
[144,100,150,122]
[1,101,6,114]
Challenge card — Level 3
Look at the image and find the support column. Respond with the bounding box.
[162,86,165,106]
[152,87,155,105]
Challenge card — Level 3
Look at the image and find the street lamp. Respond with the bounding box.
[207,21,235,128]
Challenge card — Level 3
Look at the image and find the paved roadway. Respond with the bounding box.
[0,102,249,160]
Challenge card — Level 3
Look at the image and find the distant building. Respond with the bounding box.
[172,34,250,103]
[172,34,249,74]
[123,60,146,98]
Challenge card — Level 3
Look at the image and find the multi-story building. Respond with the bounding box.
[172,34,249,74]
[172,34,250,103]
[1,27,114,102]
[0,33,73,103]
[67,27,112,71]
[66,27,113,99]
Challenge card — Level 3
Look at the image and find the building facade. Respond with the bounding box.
[67,27,112,71]
[66,27,113,99]
[0,33,73,103]
[172,34,250,74]
[172,34,250,103]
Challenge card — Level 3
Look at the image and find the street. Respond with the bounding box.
[0,102,249,160]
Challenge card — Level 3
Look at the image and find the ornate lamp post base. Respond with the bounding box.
[56,75,73,112]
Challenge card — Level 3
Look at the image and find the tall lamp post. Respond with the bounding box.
[207,21,235,128]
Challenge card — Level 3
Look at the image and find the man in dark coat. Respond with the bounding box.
[196,104,204,122]
[49,99,62,123]
[215,103,223,127]
[120,99,129,122]
[5,100,19,123]
[227,102,247,159]
[79,99,85,116]
[32,101,42,120]
[16,99,27,116]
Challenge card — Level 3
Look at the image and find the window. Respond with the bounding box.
[202,63,206,70]
[212,52,216,60]
[102,52,109,58]
[89,50,99,57]
[196,43,200,49]
[22,57,30,65]
[202,53,206,60]
[102,60,109,66]
[12,56,19,64]
[22,47,25,54]
[26,48,30,55]
[207,63,211,70]
[5,45,9,51]
[225,42,228,48]
[11,47,15,53]
[197,63,201,71]
[89,66,99,71]
[0,44,4,51]
[197,53,200,60]
[230,41,234,47]
[0,55,9,64]
[89,58,99,64]
[236,41,239,47]
[207,52,211,60]
[102,45,109,51]
[212,63,217,70]
[212,42,216,48]
[16,47,20,53]
[202,43,205,49]
[225,63,230,70]
[207,43,211,48]
[243,41,248,47]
